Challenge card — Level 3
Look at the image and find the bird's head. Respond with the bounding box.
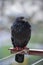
[15,16,28,23]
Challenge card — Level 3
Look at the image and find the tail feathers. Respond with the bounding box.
[15,54,24,63]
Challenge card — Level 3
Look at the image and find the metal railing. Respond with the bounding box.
[0,48,43,65]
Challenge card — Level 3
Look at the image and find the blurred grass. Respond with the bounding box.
[28,55,43,65]
[30,34,43,43]
[0,46,12,59]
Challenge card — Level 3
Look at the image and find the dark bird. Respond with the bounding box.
[11,17,31,63]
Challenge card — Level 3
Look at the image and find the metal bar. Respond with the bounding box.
[9,48,43,56]
[29,49,43,56]
[32,59,43,65]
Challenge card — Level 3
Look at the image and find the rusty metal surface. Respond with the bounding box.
[9,47,43,56]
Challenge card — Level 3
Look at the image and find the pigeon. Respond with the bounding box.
[11,17,31,63]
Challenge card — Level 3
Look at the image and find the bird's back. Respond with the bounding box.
[11,17,31,48]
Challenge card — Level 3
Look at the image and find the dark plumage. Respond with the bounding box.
[11,17,31,63]
[11,17,31,48]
